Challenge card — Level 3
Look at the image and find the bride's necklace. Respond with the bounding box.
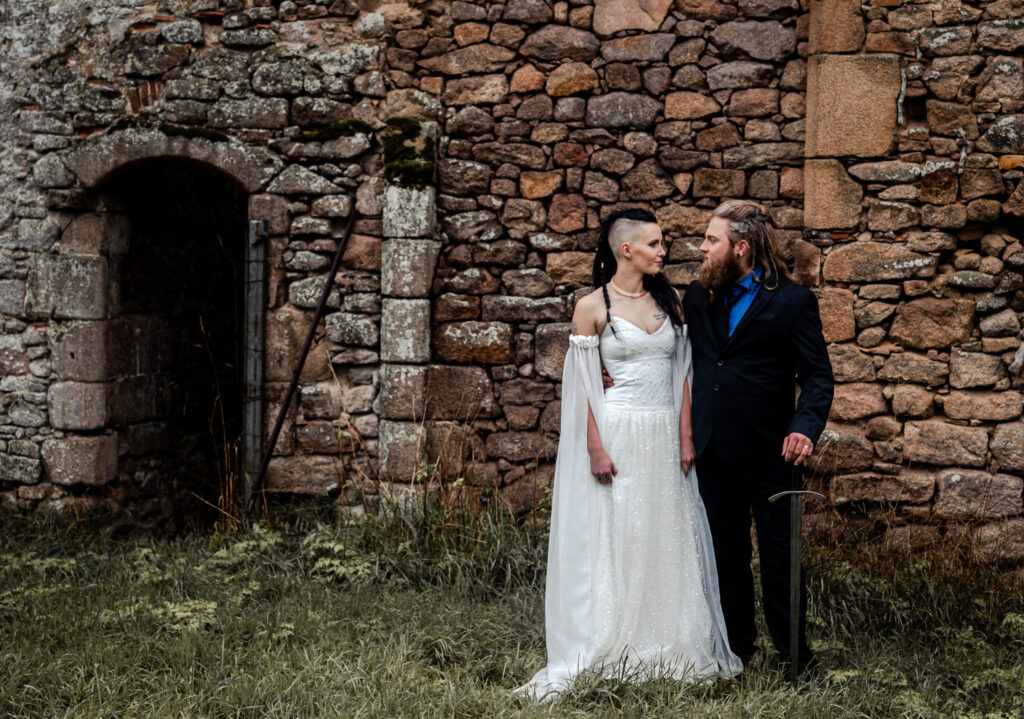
[609,279,648,298]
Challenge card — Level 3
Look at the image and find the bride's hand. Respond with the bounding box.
[680,433,696,475]
[589,448,617,485]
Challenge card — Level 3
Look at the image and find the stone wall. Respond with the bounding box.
[1,0,1023,558]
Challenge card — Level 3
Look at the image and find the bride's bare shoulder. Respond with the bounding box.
[571,289,605,335]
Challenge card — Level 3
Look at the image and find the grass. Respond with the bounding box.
[1,504,1023,718]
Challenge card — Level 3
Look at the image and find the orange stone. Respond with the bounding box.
[545,62,599,97]
[520,171,564,199]
[510,64,546,93]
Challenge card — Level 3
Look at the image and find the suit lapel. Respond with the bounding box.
[722,282,777,352]
[693,285,721,353]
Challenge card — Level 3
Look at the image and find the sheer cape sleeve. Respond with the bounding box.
[521,334,605,696]
[671,326,744,677]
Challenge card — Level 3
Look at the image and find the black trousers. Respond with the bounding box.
[696,449,813,665]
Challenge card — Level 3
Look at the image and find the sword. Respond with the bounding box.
[768,468,825,684]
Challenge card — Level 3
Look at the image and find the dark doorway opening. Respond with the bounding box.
[102,159,247,528]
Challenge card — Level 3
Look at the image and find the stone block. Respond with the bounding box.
[808,0,864,53]
[264,383,296,456]
[830,382,887,421]
[943,391,1022,421]
[655,203,713,236]
[878,352,948,386]
[47,382,108,430]
[379,420,427,481]
[267,165,342,195]
[0,280,26,317]
[482,296,568,323]
[546,251,593,284]
[706,61,775,90]
[806,54,900,158]
[889,298,975,350]
[973,519,1024,562]
[442,74,510,105]
[813,287,855,343]
[41,435,118,486]
[805,428,873,475]
[692,168,746,198]
[664,92,721,120]
[535,323,573,380]
[26,254,107,320]
[425,365,500,419]
[51,321,106,382]
[803,159,863,229]
[485,431,557,463]
[380,298,431,363]
[594,0,673,35]
[381,240,441,298]
[434,321,513,364]
[586,93,662,129]
[546,63,599,97]
[891,384,934,418]
[299,381,343,420]
[0,453,42,484]
[992,423,1024,473]
[325,312,378,347]
[249,194,291,235]
[521,25,600,62]
[935,469,1023,518]
[208,97,289,128]
[622,160,677,200]
[823,241,935,283]
[383,186,436,239]
[904,420,988,467]
[830,470,934,505]
[829,345,875,382]
[264,455,341,495]
[710,21,796,63]
[950,350,1008,389]
[379,364,427,420]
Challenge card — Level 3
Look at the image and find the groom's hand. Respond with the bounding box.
[782,432,815,465]
[601,369,614,390]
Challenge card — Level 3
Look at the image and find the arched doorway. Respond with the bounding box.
[100,159,248,525]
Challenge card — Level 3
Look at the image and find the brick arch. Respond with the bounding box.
[64,127,282,194]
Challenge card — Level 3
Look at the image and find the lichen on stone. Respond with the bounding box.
[383,116,435,189]
[158,123,229,143]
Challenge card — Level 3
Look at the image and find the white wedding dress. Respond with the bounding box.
[521,319,742,697]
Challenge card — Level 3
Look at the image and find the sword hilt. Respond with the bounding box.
[768,489,826,504]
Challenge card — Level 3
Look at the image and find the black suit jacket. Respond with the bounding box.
[683,277,834,464]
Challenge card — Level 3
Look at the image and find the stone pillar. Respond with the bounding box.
[377,109,440,482]
[803,0,900,229]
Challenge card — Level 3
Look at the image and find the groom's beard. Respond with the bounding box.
[699,250,744,292]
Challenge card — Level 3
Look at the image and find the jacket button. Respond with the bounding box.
[716,360,724,366]
[713,384,720,391]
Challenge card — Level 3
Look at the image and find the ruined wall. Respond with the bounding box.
[1,0,1023,558]
[0,0,422,519]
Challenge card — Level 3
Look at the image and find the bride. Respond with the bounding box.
[521,209,742,697]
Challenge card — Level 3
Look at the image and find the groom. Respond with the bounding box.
[683,200,833,672]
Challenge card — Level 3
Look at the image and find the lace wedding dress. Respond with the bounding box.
[521,318,742,697]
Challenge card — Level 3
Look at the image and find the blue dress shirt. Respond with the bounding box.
[726,267,763,336]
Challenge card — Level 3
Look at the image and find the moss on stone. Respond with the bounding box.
[383,116,435,189]
[159,123,229,143]
[292,119,374,143]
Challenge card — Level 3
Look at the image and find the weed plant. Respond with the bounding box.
[1,504,1022,718]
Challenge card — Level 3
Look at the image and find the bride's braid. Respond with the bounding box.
[594,224,618,336]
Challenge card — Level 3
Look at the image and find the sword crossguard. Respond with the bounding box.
[768,489,826,504]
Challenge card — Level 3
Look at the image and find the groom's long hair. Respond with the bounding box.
[593,208,683,335]
[711,200,790,291]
